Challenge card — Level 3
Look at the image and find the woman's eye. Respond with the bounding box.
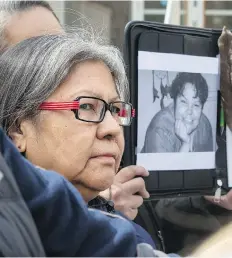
[112,106,120,113]
[80,103,94,110]
[180,100,187,104]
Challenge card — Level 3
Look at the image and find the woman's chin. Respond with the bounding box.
[94,174,115,192]
[72,170,114,201]
[88,166,115,190]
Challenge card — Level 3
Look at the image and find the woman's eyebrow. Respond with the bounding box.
[70,90,119,101]
[110,96,120,102]
[180,93,187,100]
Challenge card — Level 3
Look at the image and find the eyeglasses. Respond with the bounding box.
[39,96,135,126]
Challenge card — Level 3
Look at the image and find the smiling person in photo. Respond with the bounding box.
[142,72,213,153]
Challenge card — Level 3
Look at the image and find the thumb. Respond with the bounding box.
[205,190,232,210]
[220,190,232,210]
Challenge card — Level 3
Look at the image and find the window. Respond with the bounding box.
[205,16,232,29]
[205,1,232,10]
[204,0,232,29]
[145,1,167,9]
[144,14,165,23]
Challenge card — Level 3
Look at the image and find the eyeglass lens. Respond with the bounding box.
[74,97,132,126]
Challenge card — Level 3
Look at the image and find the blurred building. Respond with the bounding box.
[48,1,130,50]
[132,0,232,29]
[48,1,232,49]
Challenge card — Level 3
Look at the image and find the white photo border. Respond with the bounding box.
[137,51,219,171]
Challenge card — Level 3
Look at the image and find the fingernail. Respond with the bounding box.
[145,191,150,198]
[141,168,149,176]
[136,166,149,176]
[137,166,146,172]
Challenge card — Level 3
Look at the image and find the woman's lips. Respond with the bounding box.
[90,154,116,165]
[184,117,193,124]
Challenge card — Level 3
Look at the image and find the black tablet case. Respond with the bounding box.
[123,21,229,198]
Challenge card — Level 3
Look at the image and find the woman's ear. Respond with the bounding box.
[8,123,27,153]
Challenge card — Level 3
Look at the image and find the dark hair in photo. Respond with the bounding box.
[171,72,208,106]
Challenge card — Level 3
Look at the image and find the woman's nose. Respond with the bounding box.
[186,106,193,115]
[96,110,121,140]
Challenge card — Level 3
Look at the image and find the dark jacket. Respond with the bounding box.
[155,196,232,255]
[135,197,232,255]
[89,196,156,249]
[0,146,45,256]
[0,128,138,257]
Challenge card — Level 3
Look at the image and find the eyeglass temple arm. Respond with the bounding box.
[39,101,80,110]
[118,108,135,118]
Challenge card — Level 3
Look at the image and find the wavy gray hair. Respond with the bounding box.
[0,32,129,132]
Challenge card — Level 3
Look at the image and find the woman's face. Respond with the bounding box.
[13,60,125,202]
[174,83,203,135]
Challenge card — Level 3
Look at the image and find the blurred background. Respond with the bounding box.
[48,1,232,50]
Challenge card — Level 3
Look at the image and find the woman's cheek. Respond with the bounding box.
[116,134,124,169]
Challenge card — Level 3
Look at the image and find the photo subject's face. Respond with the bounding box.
[175,83,202,134]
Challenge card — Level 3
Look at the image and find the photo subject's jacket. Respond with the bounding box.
[0,128,138,257]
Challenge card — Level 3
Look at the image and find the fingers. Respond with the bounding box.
[115,165,149,184]
[174,120,181,136]
[115,195,142,220]
[123,208,138,220]
[123,177,150,198]
[129,194,144,209]
[103,165,150,219]
[113,194,143,210]
[110,184,142,220]
[175,119,181,130]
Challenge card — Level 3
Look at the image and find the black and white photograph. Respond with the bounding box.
[137,51,219,171]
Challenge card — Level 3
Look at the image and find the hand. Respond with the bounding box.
[205,189,232,210]
[175,119,190,143]
[99,165,150,220]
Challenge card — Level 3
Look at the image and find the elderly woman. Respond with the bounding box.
[1,32,129,202]
[0,30,155,248]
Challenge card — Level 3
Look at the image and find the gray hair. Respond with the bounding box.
[0,0,59,50]
[0,32,129,132]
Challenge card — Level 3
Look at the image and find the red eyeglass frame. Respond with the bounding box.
[39,100,136,118]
